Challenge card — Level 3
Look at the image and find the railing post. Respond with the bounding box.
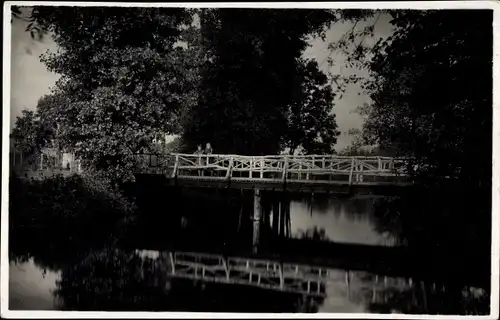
[206,155,211,177]
[349,157,355,185]
[299,159,303,180]
[358,161,363,182]
[306,157,312,180]
[282,156,288,182]
[249,158,253,178]
[201,155,205,177]
[171,154,179,178]
[260,157,264,179]
[225,156,234,181]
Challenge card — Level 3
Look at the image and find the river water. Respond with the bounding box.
[8,190,489,314]
[288,196,396,246]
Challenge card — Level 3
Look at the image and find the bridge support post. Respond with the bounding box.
[252,188,262,253]
[279,199,285,238]
[279,193,291,238]
[272,199,279,236]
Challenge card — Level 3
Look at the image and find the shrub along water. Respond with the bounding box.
[9,170,136,269]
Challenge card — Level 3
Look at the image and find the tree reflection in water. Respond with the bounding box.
[54,247,490,314]
[54,248,324,312]
[360,276,489,315]
[296,226,329,241]
[366,284,490,315]
[54,248,169,311]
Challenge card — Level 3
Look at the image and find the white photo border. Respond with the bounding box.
[2,1,499,319]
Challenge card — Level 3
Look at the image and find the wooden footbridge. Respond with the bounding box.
[133,154,416,252]
[134,153,412,193]
[12,152,413,193]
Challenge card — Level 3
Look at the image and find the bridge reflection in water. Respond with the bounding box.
[142,250,468,311]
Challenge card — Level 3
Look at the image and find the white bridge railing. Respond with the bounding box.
[134,153,411,185]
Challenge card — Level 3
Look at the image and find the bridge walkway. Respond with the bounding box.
[135,153,413,192]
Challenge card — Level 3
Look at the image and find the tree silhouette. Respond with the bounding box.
[19,6,194,181]
[181,9,339,155]
[334,10,492,298]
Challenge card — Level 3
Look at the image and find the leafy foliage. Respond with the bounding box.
[282,60,339,155]
[10,109,53,155]
[334,10,492,290]
[9,173,136,267]
[359,10,493,258]
[11,6,46,40]
[19,7,344,180]
[26,6,195,181]
[358,10,492,186]
[181,9,340,155]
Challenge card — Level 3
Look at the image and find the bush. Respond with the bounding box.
[9,172,136,266]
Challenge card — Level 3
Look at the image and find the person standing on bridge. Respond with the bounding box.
[194,145,204,176]
[204,142,213,176]
[205,142,213,155]
[194,144,203,155]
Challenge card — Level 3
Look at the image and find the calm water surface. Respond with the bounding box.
[8,194,487,313]
[288,196,395,246]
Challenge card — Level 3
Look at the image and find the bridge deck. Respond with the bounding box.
[11,153,414,191]
[135,154,413,192]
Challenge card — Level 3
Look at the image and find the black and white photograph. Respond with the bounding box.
[2,1,498,317]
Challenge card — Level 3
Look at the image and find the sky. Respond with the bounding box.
[9,9,393,151]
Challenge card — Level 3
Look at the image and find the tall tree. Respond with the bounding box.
[360,10,492,185]
[181,9,339,155]
[348,10,493,273]
[25,6,195,180]
[282,59,339,155]
[10,110,47,156]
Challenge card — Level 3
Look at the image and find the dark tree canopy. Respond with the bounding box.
[21,6,196,180]
[360,10,492,187]
[282,59,339,155]
[181,9,339,155]
[10,104,55,156]
[343,10,493,278]
[13,6,343,180]
[10,110,44,155]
